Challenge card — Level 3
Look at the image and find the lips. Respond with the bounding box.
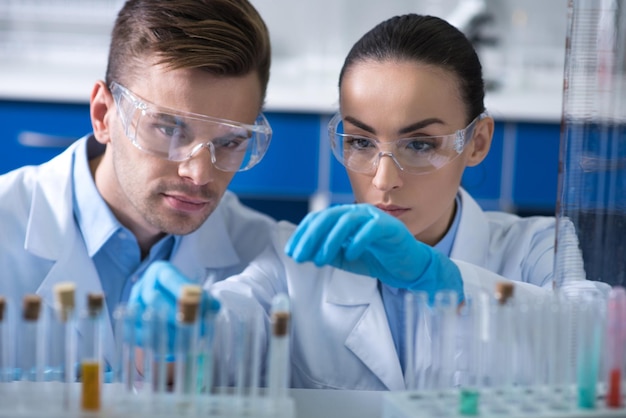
[163,193,210,213]
[375,204,409,217]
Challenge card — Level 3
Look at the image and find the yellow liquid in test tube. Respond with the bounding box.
[81,360,101,411]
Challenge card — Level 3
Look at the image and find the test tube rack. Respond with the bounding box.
[0,381,295,418]
[382,387,626,418]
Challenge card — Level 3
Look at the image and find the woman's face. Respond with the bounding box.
[339,60,490,246]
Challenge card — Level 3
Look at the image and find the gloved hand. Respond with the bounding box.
[128,261,220,352]
[285,204,464,304]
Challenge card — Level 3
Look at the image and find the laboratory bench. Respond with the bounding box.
[0,61,565,222]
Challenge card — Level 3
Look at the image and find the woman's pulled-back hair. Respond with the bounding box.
[106,0,271,102]
[339,14,485,122]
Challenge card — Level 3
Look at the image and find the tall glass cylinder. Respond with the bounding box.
[554,0,626,288]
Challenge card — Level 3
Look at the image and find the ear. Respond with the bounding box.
[90,80,114,145]
[466,116,494,167]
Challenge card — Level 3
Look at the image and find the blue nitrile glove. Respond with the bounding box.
[128,261,220,352]
[285,204,464,304]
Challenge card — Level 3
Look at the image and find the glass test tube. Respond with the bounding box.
[0,297,10,383]
[576,292,604,409]
[605,287,626,408]
[174,295,200,396]
[52,282,77,410]
[80,293,104,412]
[267,293,291,401]
[432,290,458,390]
[19,294,44,382]
[403,291,429,391]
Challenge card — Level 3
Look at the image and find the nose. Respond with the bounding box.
[371,152,403,191]
[177,145,217,185]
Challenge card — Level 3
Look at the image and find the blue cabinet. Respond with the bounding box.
[461,122,505,210]
[512,122,561,214]
[0,100,90,173]
[227,112,320,198]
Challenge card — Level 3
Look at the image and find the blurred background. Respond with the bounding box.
[0,0,569,222]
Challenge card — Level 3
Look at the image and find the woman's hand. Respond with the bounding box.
[285,204,464,303]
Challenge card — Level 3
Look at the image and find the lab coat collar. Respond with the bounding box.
[326,269,405,390]
[24,139,79,260]
[450,188,490,265]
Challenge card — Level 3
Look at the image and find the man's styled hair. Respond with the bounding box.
[106,0,271,102]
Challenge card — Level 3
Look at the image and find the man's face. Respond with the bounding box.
[93,64,263,243]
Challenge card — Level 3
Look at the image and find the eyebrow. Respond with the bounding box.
[343,115,446,136]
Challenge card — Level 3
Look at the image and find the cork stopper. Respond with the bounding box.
[495,281,515,305]
[272,311,290,337]
[23,295,42,321]
[0,297,5,322]
[181,285,203,301]
[177,296,199,324]
[87,293,104,316]
[54,282,76,322]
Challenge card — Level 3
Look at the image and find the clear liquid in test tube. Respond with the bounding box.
[267,293,291,401]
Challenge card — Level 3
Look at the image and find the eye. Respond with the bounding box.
[345,135,376,150]
[403,138,437,153]
[213,134,249,150]
[156,124,182,138]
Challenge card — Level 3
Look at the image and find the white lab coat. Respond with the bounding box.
[210,189,564,391]
[0,135,277,366]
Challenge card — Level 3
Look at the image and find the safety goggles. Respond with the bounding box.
[110,82,272,172]
[328,112,487,175]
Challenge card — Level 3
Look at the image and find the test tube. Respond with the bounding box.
[80,293,104,412]
[404,291,429,391]
[605,287,626,408]
[52,282,77,410]
[19,294,44,382]
[174,295,200,397]
[432,290,458,390]
[267,293,291,401]
[0,297,10,383]
[576,292,605,409]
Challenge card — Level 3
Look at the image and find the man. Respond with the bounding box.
[0,0,275,367]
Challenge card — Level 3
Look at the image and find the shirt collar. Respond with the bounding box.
[434,193,462,256]
[72,136,121,257]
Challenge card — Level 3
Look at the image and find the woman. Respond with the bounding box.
[131,14,575,390]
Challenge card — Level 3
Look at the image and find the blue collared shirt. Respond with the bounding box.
[72,137,181,321]
[380,194,462,373]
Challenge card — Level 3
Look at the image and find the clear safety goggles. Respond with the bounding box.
[328,112,487,175]
[110,82,272,172]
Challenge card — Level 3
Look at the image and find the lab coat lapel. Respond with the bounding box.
[326,270,405,391]
[451,189,490,265]
[25,143,116,367]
